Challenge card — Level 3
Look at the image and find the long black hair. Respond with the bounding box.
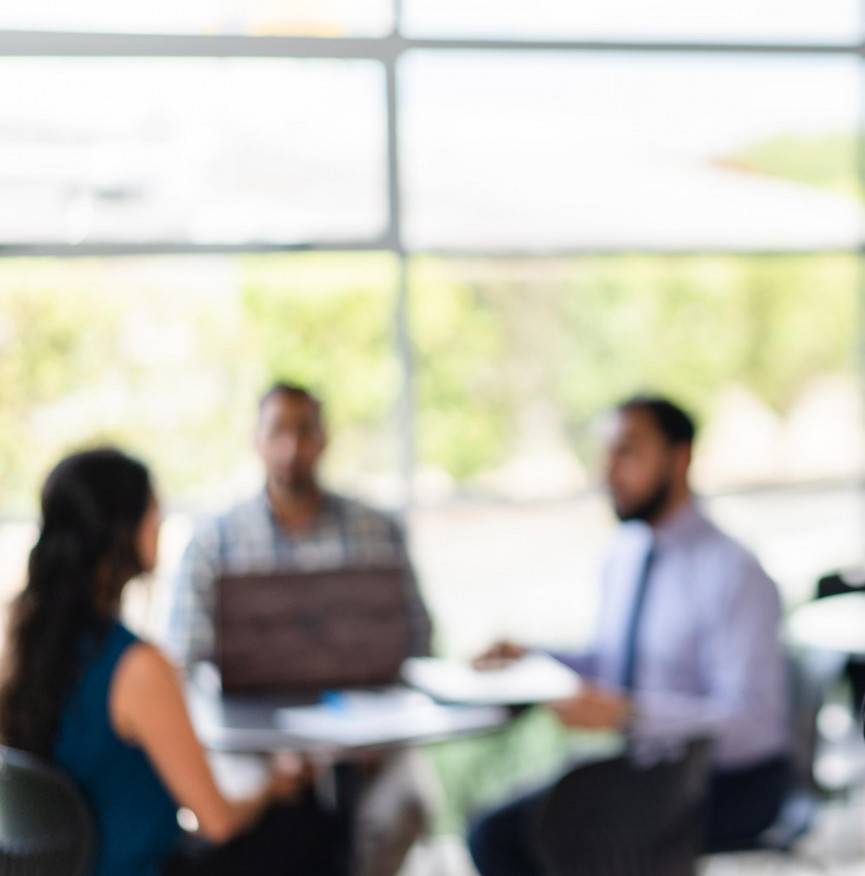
[0,448,153,757]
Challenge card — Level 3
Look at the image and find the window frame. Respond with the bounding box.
[1,8,863,509]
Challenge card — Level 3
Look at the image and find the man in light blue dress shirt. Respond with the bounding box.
[469,396,791,876]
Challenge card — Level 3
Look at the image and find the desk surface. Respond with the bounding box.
[188,680,511,755]
[786,592,865,657]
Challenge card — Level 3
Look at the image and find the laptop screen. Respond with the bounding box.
[216,566,409,693]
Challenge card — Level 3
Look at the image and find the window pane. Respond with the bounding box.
[403,0,859,43]
[412,253,864,651]
[0,0,393,37]
[411,254,861,501]
[0,252,401,515]
[400,53,862,251]
[0,59,387,247]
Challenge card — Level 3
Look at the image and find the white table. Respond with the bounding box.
[187,677,511,756]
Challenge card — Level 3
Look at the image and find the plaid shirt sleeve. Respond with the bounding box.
[166,518,221,669]
[389,518,433,657]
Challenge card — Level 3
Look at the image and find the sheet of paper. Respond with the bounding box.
[275,688,506,747]
[402,653,581,706]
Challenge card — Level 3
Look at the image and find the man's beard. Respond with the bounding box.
[614,477,671,524]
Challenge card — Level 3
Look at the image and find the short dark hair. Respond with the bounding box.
[617,395,696,446]
[258,382,323,420]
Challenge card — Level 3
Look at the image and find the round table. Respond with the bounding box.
[786,591,865,657]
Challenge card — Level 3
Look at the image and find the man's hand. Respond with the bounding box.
[548,685,632,730]
[473,640,527,670]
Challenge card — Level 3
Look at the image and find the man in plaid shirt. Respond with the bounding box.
[167,382,434,876]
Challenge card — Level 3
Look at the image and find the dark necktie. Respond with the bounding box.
[620,542,656,691]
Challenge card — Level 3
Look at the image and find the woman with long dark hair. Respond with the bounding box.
[0,448,338,876]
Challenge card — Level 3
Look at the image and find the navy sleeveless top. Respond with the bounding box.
[54,622,181,876]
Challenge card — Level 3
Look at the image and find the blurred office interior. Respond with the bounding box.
[2,2,865,872]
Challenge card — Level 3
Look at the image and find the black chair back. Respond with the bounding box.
[535,737,711,876]
[0,746,95,876]
[816,570,865,601]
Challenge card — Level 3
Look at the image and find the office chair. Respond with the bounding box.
[535,737,711,876]
[702,648,846,868]
[0,745,95,876]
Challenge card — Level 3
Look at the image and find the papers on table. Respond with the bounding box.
[275,688,507,748]
[402,653,581,706]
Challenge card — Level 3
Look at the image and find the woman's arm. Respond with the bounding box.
[109,642,301,843]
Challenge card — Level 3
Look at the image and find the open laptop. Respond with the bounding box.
[216,566,409,693]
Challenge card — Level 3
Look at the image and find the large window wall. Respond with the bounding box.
[1,4,864,650]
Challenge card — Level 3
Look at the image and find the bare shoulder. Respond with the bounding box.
[110,642,186,739]
[116,642,180,689]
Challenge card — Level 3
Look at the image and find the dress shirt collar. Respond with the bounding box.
[257,486,336,532]
[650,498,703,551]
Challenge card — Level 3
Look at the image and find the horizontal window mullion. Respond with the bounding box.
[0,30,861,58]
[0,244,861,259]
[0,240,392,258]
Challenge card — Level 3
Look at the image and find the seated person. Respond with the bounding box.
[470,396,791,876]
[0,448,339,876]
[167,382,434,876]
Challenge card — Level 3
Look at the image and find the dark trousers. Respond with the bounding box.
[702,756,790,850]
[163,796,342,876]
[467,757,790,876]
